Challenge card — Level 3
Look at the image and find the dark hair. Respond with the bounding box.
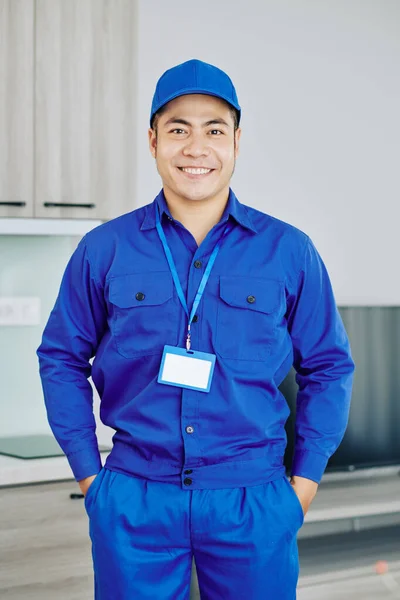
[151,99,240,133]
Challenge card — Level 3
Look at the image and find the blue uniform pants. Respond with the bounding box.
[84,466,304,599]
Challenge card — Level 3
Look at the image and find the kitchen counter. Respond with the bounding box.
[1,453,400,538]
[0,450,111,487]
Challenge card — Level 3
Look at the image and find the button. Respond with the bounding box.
[184,469,193,474]
[136,292,145,301]
[184,478,193,486]
[194,260,202,269]
[185,426,194,434]
[192,315,198,323]
[247,295,256,304]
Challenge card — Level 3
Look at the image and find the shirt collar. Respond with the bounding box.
[140,188,258,234]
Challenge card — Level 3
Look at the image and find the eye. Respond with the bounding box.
[170,128,186,134]
[209,130,223,135]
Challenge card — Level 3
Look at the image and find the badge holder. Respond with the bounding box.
[155,202,232,394]
[158,345,216,392]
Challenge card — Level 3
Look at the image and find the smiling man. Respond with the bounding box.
[37,59,355,599]
[148,92,241,246]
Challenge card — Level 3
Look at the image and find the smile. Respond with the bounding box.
[177,167,214,177]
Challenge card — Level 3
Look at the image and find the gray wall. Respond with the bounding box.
[135,0,400,305]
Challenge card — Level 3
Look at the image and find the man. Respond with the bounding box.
[37,59,355,599]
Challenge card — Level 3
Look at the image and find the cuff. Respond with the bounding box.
[67,446,103,482]
[291,448,329,484]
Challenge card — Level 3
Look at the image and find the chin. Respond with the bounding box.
[179,189,215,202]
[167,180,204,197]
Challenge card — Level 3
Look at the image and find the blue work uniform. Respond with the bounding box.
[37,188,355,599]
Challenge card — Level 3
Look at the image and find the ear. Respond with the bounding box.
[234,127,242,159]
[148,128,157,158]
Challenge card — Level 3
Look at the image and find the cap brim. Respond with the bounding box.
[151,88,241,124]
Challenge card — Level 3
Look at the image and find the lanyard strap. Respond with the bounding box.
[155,202,232,350]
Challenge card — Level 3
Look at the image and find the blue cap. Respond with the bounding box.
[150,59,241,127]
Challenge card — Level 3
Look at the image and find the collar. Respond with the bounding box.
[140,188,258,234]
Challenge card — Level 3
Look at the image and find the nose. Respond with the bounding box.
[182,131,210,158]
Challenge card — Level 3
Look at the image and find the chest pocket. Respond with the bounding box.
[215,276,283,361]
[109,271,179,358]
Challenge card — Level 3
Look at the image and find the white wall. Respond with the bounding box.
[136,0,400,305]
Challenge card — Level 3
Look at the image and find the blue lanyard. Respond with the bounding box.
[155,202,233,351]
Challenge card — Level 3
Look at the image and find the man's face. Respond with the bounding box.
[148,94,241,204]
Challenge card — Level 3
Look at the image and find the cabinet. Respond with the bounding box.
[0,479,200,599]
[35,0,137,220]
[1,472,399,598]
[0,480,94,597]
[0,0,34,218]
[0,0,137,222]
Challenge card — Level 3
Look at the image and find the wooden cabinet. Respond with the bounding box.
[35,0,137,221]
[0,480,94,598]
[0,479,201,599]
[0,0,34,218]
[0,0,137,222]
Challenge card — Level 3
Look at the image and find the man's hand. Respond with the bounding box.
[290,475,318,517]
[78,474,98,497]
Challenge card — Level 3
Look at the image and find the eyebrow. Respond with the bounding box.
[163,117,231,128]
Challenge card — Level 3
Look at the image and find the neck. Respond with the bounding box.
[163,188,230,245]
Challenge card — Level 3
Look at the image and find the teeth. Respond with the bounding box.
[181,167,211,175]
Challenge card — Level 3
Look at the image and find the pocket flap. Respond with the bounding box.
[109,272,174,308]
[219,276,282,314]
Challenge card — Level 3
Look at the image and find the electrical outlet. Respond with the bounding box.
[0,297,41,326]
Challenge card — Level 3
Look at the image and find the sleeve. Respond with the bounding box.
[286,237,356,484]
[36,236,108,482]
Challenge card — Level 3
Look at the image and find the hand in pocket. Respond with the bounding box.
[79,473,98,497]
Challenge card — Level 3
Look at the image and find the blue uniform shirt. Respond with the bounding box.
[36,188,355,488]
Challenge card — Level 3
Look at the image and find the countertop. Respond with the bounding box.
[1,454,400,532]
[0,450,111,487]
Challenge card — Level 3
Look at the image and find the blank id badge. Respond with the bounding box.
[158,345,216,393]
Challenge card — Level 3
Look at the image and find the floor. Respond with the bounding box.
[297,526,400,600]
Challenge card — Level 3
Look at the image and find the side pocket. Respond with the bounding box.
[282,475,304,531]
[84,466,105,516]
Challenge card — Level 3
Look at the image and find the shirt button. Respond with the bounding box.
[136,292,145,301]
[186,426,194,434]
[247,295,256,304]
[184,478,193,486]
[194,260,202,269]
[184,469,193,474]
[192,315,199,323]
